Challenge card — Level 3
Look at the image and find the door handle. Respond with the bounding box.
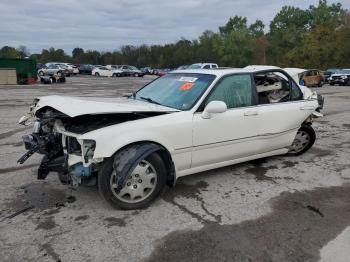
[300,106,315,110]
[244,111,258,116]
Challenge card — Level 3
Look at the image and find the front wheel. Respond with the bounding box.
[98,145,166,209]
[95,72,100,77]
[288,125,316,155]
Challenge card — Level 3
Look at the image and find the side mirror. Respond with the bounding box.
[201,101,227,119]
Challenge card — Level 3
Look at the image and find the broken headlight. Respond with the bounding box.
[81,140,96,163]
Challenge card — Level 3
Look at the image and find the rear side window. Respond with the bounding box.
[253,71,303,104]
[205,74,253,109]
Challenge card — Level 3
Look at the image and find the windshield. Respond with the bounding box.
[187,64,202,69]
[135,73,216,110]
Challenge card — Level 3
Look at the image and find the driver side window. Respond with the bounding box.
[205,74,253,109]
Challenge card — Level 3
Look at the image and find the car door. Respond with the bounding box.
[192,74,260,168]
[254,70,316,151]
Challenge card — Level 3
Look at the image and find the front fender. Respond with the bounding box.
[78,126,174,159]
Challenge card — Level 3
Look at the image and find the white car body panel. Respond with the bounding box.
[25,66,321,182]
[32,95,179,117]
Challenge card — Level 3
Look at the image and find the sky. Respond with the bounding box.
[0,0,349,54]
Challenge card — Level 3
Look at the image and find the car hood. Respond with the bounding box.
[33,95,179,117]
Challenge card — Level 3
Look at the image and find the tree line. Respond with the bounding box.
[1,0,349,69]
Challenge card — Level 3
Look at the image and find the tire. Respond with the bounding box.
[98,144,166,210]
[57,71,62,77]
[288,125,316,155]
[95,72,100,77]
[112,73,117,77]
[134,73,139,77]
[117,73,121,77]
[38,71,44,76]
[330,83,334,86]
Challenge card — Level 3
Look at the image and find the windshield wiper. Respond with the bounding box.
[139,96,161,105]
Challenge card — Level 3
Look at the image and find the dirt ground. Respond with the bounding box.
[0,75,349,262]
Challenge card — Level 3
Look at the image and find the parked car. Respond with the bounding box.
[140,67,154,75]
[120,65,144,77]
[301,69,324,87]
[187,63,219,69]
[154,68,171,76]
[38,64,69,77]
[17,66,323,209]
[61,63,79,75]
[329,69,350,86]
[92,66,124,77]
[78,64,95,75]
[36,63,44,70]
[324,68,339,82]
[46,63,73,76]
[176,65,189,70]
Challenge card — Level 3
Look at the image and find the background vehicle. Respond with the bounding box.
[92,66,113,77]
[18,67,322,210]
[176,65,189,70]
[120,65,144,77]
[46,63,72,76]
[155,68,171,76]
[141,67,154,75]
[324,68,339,82]
[187,63,219,69]
[301,69,324,87]
[77,64,95,75]
[329,69,350,86]
[61,63,79,75]
[38,64,68,77]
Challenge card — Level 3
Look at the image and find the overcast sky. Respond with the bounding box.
[0,0,349,54]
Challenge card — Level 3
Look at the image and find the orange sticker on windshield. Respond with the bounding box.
[180,82,194,91]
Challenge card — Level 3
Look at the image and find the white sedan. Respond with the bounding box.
[92,66,124,77]
[18,67,323,209]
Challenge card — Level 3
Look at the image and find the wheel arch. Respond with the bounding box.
[107,140,176,187]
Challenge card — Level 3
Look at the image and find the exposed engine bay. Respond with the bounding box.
[18,104,167,187]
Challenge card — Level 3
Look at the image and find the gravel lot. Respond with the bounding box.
[0,75,350,262]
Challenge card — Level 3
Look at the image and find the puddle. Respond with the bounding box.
[0,163,38,174]
[0,127,31,140]
[74,215,89,221]
[2,182,74,218]
[309,147,333,157]
[104,217,127,228]
[163,181,221,224]
[145,183,350,262]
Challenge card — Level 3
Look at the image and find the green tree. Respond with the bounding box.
[0,46,21,58]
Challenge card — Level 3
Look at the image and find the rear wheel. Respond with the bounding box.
[98,145,166,209]
[95,72,100,77]
[288,125,316,155]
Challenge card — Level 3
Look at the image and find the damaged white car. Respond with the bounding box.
[18,67,324,209]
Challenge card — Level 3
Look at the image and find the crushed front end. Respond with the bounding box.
[18,105,100,188]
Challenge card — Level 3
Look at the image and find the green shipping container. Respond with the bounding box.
[0,58,37,84]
